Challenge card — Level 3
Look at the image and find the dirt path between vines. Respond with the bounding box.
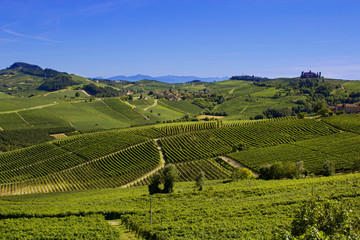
[218,156,259,177]
[16,112,30,125]
[144,99,158,111]
[0,103,58,115]
[122,100,149,120]
[121,139,165,188]
[107,221,138,239]
[81,90,91,96]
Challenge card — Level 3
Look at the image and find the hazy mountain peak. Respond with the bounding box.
[106,74,228,83]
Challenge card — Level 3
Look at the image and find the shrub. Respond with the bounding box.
[231,168,254,181]
[274,198,360,239]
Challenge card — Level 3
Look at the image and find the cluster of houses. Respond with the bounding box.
[329,103,360,114]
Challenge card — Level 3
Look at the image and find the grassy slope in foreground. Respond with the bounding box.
[0,173,359,239]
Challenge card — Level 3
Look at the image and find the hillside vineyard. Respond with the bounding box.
[1,117,358,196]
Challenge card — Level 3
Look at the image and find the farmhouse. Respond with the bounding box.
[126,90,134,95]
[334,103,360,114]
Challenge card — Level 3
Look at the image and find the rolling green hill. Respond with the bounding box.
[0,172,359,239]
[0,63,360,239]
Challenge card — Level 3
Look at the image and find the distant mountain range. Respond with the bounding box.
[98,74,229,83]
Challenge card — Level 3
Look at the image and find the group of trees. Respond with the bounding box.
[203,111,228,116]
[83,83,120,97]
[259,160,337,180]
[39,75,78,91]
[262,108,292,119]
[192,94,228,110]
[289,78,334,98]
[230,75,270,82]
[259,161,307,180]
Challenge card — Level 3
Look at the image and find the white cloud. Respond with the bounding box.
[1,28,59,44]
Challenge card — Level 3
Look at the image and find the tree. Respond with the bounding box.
[148,164,179,195]
[148,173,162,195]
[297,112,306,119]
[232,168,253,181]
[323,160,335,176]
[195,171,206,191]
[313,101,326,113]
[254,114,264,120]
[75,92,80,98]
[162,163,179,193]
[317,107,331,117]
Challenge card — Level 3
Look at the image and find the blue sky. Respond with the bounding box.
[1,0,359,79]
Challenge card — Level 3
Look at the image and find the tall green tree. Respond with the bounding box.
[162,163,179,193]
[148,164,179,195]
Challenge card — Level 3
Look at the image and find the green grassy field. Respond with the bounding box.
[18,108,71,128]
[43,89,89,99]
[159,99,203,115]
[0,96,56,111]
[0,113,29,130]
[0,95,203,135]
[0,92,12,98]
[150,101,187,120]
[46,102,129,130]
